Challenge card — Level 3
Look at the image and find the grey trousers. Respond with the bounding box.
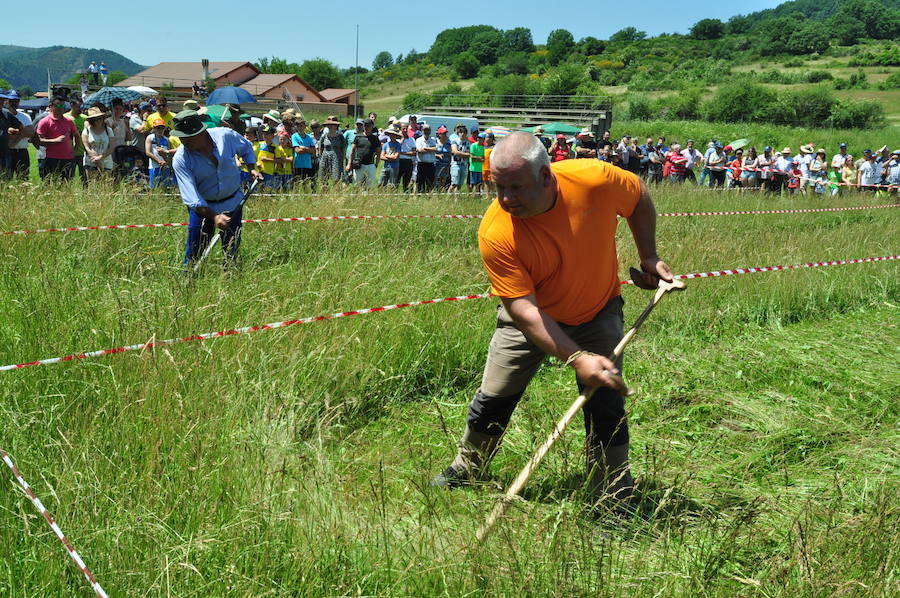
[467,295,628,447]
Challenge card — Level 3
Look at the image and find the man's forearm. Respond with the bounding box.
[194,205,216,220]
[503,295,580,361]
[626,181,659,262]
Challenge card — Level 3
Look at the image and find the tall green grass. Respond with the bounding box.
[0,180,897,596]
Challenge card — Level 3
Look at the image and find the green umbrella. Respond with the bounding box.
[530,122,582,135]
[728,138,751,150]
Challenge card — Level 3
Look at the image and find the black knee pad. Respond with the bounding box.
[467,390,524,436]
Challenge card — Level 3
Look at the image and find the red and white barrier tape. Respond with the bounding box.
[4,204,896,237]
[1,255,896,373]
[1,450,108,598]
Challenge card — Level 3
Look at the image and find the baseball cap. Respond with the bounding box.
[436,125,448,134]
[863,148,873,155]
[363,118,373,126]
[556,133,566,139]
[151,118,166,127]
[839,143,847,148]
[355,118,365,125]
[478,132,486,139]
[764,146,772,152]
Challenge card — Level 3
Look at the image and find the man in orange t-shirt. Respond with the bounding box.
[432,132,674,512]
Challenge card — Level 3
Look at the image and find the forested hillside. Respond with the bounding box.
[0,45,144,93]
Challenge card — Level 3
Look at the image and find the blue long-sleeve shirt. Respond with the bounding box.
[173,127,256,214]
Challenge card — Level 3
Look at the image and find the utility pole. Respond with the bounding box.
[355,24,359,119]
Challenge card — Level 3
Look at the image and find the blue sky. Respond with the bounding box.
[11,1,785,69]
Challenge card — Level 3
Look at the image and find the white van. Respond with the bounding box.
[398,114,480,136]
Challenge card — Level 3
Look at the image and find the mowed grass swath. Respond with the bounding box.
[0,179,898,597]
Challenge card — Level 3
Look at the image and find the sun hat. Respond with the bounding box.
[877,145,888,153]
[170,110,208,138]
[84,106,108,120]
[263,109,282,124]
[182,99,200,111]
[4,89,20,100]
[436,125,448,134]
[782,147,792,154]
[385,126,402,138]
[799,144,814,154]
[892,149,900,155]
[533,126,544,135]
[323,116,340,126]
[816,148,826,155]
[578,127,594,138]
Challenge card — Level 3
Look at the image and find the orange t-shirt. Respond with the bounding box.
[478,159,640,325]
[483,146,494,181]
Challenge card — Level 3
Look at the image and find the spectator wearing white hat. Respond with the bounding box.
[574,128,597,158]
[415,123,438,192]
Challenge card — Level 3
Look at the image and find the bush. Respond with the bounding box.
[542,62,586,95]
[452,52,480,79]
[877,71,900,90]
[400,92,429,112]
[702,82,778,123]
[827,100,885,129]
[776,86,836,127]
[805,70,833,83]
[833,70,869,90]
[627,95,653,120]
[783,58,805,68]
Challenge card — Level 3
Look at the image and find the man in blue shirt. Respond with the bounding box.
[171,110,261,266]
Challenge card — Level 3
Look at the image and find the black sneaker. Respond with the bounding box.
[430,466,472,488]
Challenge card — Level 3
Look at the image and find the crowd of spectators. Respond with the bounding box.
[3,88,898,195]
[552,129,899,194]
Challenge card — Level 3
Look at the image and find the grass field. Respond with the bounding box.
[1,179,898,597]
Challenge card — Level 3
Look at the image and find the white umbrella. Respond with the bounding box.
[127,85,158,96]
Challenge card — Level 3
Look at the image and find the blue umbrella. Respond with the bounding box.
[83,87,144,107]
[207,87,256,106]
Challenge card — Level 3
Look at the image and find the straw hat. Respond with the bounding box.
[782,147,792,154]
[85,106,108,121]
[323,116,341,127]
[182,99,200,111]
[533,126,544,136]
[799,144,814,154]
[578,127,594,138]
[384,126,403,138]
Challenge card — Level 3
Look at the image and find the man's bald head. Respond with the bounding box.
[490,131,550,181]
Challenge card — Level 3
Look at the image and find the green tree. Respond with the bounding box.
[829,16,868,45]
[255,56,300,74]
[453,52,481,79]
[372,51,393,70]
[690,18,725,40]
[504,27,535,53]
[0,78,10,90]
[836,0,900,40]
[471,30,506,65]
[542,63,585,95]
[498,52,530,75]
[546,29,575,65]
[577,36,606,55]
[17,85,33,98]
[726,14,753,34]
[429,25,501,64]
[609,27,647,42]
[107,71,128,86]
[298,58,343,90]
[759,17,798,55]
[786,21,831,54]
[702,82,777,122]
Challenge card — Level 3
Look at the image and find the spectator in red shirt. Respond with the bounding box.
[549,134,573,162]
[729,148,744,188]
[666,143,688,182]
[36,95,79,181]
